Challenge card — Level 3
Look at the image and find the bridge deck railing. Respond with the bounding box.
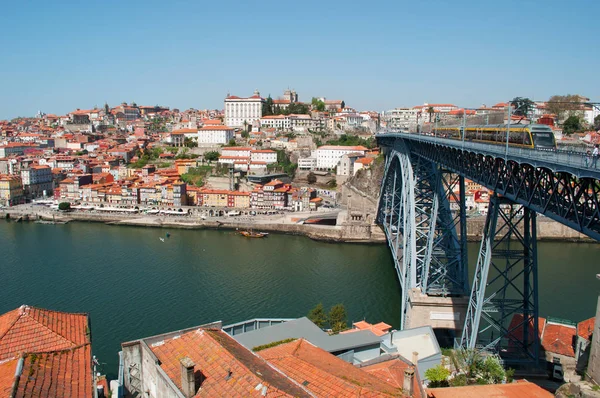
[379,132,600,177]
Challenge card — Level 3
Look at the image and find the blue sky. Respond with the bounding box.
[1,0,598,119]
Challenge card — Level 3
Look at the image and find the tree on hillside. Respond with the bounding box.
[594,115,600,131]
[184,137,197,148]
[204,151,220,163]
[427,106,435,123]
[307,172,317,184]
[58,202,71,211]
[328,304,347,333]
[311,97,325,112]
[340,101,345,109]
[262,95,274,116]
[546,94,584,122]
[510,97,534,117]
[563,115,582,135]
[307,303,327,329]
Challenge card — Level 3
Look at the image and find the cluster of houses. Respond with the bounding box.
[382,97,600,134]
[0,304,561,397]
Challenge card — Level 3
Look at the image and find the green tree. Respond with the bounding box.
[563,115,582,135]
[546,94,584,121]
[480,356,506,384]
[307,172,317,184]
[311,97,326,112]
[262,95,274,116]
[510,97,535,117]
[204,151,220,163]
[307,303,327,329]
[58,202,71,211]
[241,130,250,139]
[424,365,450,388]
[184,137,198,148]
[340,101,345,109]
[328,304,347,333]
[593,115,600,131]
[427,106,435,123]
[225,139,238,147]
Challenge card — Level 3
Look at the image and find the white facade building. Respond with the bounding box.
[250,150,277,164]
[313,145,368,170]
[298,157,317,170]
[384,108,419,130]
[197,125,234,145]
[224,90,264,128]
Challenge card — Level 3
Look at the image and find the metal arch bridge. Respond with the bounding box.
[376,131,600,365]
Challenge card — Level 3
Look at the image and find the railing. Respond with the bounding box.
[378,132,600,176]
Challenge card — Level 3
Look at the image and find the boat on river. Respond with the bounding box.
[239,230,267,238]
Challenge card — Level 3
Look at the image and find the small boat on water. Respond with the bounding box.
[239,230,267,238]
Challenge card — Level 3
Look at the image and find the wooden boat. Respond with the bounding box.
[239,230,267,238]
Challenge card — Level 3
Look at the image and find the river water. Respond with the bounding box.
[0,221,597,375]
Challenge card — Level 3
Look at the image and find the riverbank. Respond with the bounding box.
[1,209,386,244]
[1,208,595,243]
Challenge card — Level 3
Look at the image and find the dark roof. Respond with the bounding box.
[233,317,381,353]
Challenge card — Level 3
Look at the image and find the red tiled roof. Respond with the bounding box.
[0,305,89,361]
[13,344,92,397]
[542,322,576,357]
[149,328,311,397]
[258,339,402,397]
[363,359,423,397]
[578,317,595,340]
[0,358,17,396]
[427,380,552,398]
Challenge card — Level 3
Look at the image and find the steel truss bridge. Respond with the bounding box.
[376,132,600,365]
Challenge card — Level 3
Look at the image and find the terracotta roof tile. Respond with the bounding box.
[542,322,576,358]
[362,359,423,397]
[0,358,18,396]
[426,380,552,397]
[149,328,311,397]
[578,317,595,340]
[0,305,89,361]
[14,344,92,397]
[258,339,403,397]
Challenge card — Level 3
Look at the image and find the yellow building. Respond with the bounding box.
[0,175,24,206]
[230,192,250,208]
[201,190,229,207]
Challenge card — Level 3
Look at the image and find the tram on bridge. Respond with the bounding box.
[433,123,556,150]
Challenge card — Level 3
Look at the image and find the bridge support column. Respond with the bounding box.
[378,145,469,332]
[460,194,539,366]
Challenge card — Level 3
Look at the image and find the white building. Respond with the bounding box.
[224,90,264,128]
[298,157,317,170]
[250,150,277,164]
[260,115,289,130]
[313,145,368,170]
[384,108,419,130]
[197,125,234,145]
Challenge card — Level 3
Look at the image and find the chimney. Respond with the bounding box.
[403,366,414,396]
[412,351,419,366]
[180,357,196,398]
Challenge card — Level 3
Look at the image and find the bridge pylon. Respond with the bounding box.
[378,143,469,331]
[459,194,540,366]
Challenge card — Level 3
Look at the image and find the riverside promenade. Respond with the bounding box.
[2,204,594,243]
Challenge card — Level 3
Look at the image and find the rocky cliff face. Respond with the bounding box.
[345,155,385,202]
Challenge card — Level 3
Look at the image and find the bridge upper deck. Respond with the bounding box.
[377,132,600,180]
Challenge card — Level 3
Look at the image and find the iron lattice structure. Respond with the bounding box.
[377,142,468,329]
[387,137,600,240]
[460,195,539,365]
[377,133,600,365]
